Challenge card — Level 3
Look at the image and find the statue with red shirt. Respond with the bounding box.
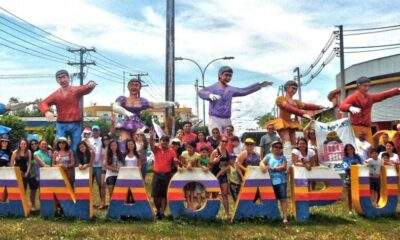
[339,76,400,145]
[39,70,96,152]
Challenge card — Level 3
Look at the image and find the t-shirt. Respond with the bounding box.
[355,138,371,161]
[292,148,315,165]
[207,137,220,150]
[259,132,280,155]
[125,154,138,167]
[53,151,73,167]
[34,150,52,166]
[89,137,103,167]
[105,155,124,178]
[153,146,177,173]
[182,132,197,144]
[180,151,201,167]
[378,152,400,165]
[263,153,287,185]
[199,156,209,167]
[365,158,382,178]
[195,141,212,153]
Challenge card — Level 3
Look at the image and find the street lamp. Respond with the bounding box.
[175,56,235,126]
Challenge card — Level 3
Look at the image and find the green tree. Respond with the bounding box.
[85,118,112,136]
[0,114,26,148]
[39,123,56,146]
[255,113,275,128]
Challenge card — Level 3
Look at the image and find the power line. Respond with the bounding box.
[0,28,73,60]
[0,74,53,79]
[300,31,336,77]
[344,42,400,49]
[301,49,338,86]
[88,71,123,84]
[0,42,66,64]
[344,46,400,54]
[344,24,400,32]
[344,26,400,36]
[0,6,81,48]
[92,52,142,72]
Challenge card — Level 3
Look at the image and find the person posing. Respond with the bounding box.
[223,125,237,154]
[376,133,389,154]
[355,131,371,162]
[99,135,111,209]
[364,148,382,205]
[378,141,399,165]
[76,141,94,170]
[259,123,280,160]
[195,131,211,153]
[125,139,140,167]
[150,133,178,219]
[207,127,221,150]
[292,137,317,170]
[52,137,75,185]
[198,66,272,134]
[209,136,232,219]
[181,121,197,144]
[11,139,32,189]
[0,134,12,167]
[34,140,53,167]
[342,144,363,213]
[28,139,40,211]
[260,140,288,224]
[105,140,125,200]
[133,130,149,179]
[39,70,96,153]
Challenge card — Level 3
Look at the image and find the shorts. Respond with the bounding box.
[106,176,117,186]
[369,177,380,192]
[272,183,287,200]
[208,116,232,137]
[92,167,102,186]
[27,177,39,190]
[151,172,171,198]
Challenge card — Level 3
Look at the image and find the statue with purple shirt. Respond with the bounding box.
[112,78,179,143]
[198,66,272,134]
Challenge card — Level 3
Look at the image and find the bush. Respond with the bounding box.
[0,114,26,148]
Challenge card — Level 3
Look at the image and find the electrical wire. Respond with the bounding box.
[344,46,400,53]
[344,42,400,49]
[344,24,400,32]
[301,31,336,77]
[344,26,400,36]
[0,42,66,64]
[301,49,337,86]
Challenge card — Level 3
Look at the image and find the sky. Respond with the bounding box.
[0,0,399,133]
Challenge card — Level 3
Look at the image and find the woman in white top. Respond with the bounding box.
[292,137,317,171]
[125,139,139,167]
[378,141,399,165]
[105,140,125,199]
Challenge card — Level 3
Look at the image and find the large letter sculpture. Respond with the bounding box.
[233,166,280,221]
[351,165,398,218]
[168,168,220,220]
[291,166,343,221]
[40,167,92,219]
[107,167,154,220]
[0,167,29,217]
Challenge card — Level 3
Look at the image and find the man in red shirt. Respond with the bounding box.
[340,76,400,144]
[39,70,96,152]
[181,121,197,144]
[150,133,178,219]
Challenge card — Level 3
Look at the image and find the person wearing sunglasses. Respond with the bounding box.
[260,140,288,224]
[199,66,272,135]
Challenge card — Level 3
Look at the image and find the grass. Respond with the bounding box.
[0,174,399,239]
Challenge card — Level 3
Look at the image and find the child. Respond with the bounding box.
[198,146,211,202]
[364,148,382,205]
[180,141,201,210]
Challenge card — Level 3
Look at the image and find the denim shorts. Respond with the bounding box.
[92,167,102,186]
[272,182,287,200]
[369,177,380,192]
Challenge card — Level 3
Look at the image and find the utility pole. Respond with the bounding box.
[165,0,175,135]
[130,72,149,82]
[338,25,346,102]
[67,47,96,120]
[293,67,302,101]
[194,78,199,118]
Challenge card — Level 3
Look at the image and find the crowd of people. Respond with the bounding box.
[1,117,400,222]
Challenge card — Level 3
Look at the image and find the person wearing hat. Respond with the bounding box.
[53,136,75,185]
[112,78,179,142]
[39,70,97,153]
[340,76,400,144]
[271,80,325,161]
[198,66,273,134]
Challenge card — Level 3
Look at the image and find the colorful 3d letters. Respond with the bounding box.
[168,168,220,220]
[351,165,399,218]
[40,167,92,219]
[107,167,154,220]
[291,166,343,221]
[233,166,280,221]
[0,167,29,217]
